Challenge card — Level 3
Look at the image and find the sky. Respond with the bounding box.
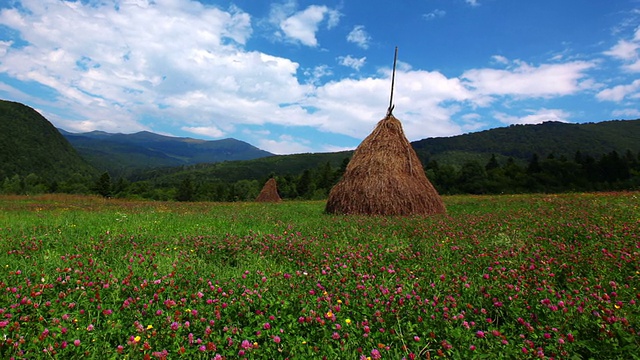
[0,0,639,154]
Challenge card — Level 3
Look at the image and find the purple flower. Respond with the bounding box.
[371,349,382,359]
[241,340,252,350]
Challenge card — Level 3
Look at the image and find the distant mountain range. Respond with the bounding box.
[2,99,639,188]
[130,119,640,186]
[59,129,273,177]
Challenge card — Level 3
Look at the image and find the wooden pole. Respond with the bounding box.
[387,46,398,117]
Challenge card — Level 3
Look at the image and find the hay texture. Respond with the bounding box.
[255,178,282,202]
[325,115,446,216]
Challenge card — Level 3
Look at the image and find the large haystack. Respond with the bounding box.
[325,115,446,216]
[256,177,282,202]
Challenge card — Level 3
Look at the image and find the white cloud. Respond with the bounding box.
[257,134,312,155]
[303,65,333,85]
[0,0,629,154]
[279,5,340,47]
[462,60,596,99]
[491,55,509,65]
[423,9,446,20]
[494,109,571,125]
[596,79,640,102]
[466,0,480,7]
[346,25,371,49]
[338,55,366,71]
[305,69,472,140]
[459,113,487,132]
[0,0,311,135]
[0,40,11,56]
[604,40,639,60]
[182,126,225,138]
[612,108,640,118]
[604,26,640,72]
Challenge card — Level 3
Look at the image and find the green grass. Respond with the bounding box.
[0,193,639,359]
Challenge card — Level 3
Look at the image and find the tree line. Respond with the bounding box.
[2,150,639,200]
[427,150,640,195]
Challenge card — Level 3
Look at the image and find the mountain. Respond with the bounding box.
[0,100,97,184]
[134,119,640,186]
[60,129,274,177]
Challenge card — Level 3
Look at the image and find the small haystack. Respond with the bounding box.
[256,177,282,202]
[325,114,446,215]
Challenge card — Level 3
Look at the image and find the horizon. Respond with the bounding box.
[1,1,640,154]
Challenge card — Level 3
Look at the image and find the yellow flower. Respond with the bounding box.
[337,299,342,304]
[134,336,141,342]
[147,325,153,330]
[345,319,352,325]
[325,311,333,318]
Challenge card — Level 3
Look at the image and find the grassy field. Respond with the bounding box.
[0,193,638,359]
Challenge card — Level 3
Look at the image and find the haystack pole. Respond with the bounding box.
[255,177,282,202]
[325,47,446,216]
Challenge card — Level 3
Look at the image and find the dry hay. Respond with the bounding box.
[255,178,282,203]
[325,115,446,216]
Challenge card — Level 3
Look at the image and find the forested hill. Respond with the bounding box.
[60,129,274,178]
[412,120,640,161]
[0,100,97,189]
[137,118,640,185]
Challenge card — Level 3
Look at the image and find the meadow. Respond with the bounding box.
[0,192,638,359]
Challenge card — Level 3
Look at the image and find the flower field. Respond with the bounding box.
[0,192,638,359]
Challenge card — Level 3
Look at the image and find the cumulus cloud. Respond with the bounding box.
[0,0,311,135]
[596,79,640,102]
[182,126,225,138]
[338,55,366,71]
[303,65,333,85]
[346,25,371,49]
[462,60,596,99]
[306,69,472,140]
[0,0,625,154]
[494,108,571,125]
[279,5,340,46]
[612,108,640,118]
[0,0,475,144]
[256,134,312,155]
[604,26,640,72]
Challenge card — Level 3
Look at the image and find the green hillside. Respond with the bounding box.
[412,120,640,166]
[0,100,97,190]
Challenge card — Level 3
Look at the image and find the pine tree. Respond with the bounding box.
[176,177,194,202]
[95,172,112,198]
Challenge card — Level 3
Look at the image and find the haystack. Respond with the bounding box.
[325,114,446,216]
[255,177,282,202]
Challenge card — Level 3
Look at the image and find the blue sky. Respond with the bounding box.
[1,0,639,154]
